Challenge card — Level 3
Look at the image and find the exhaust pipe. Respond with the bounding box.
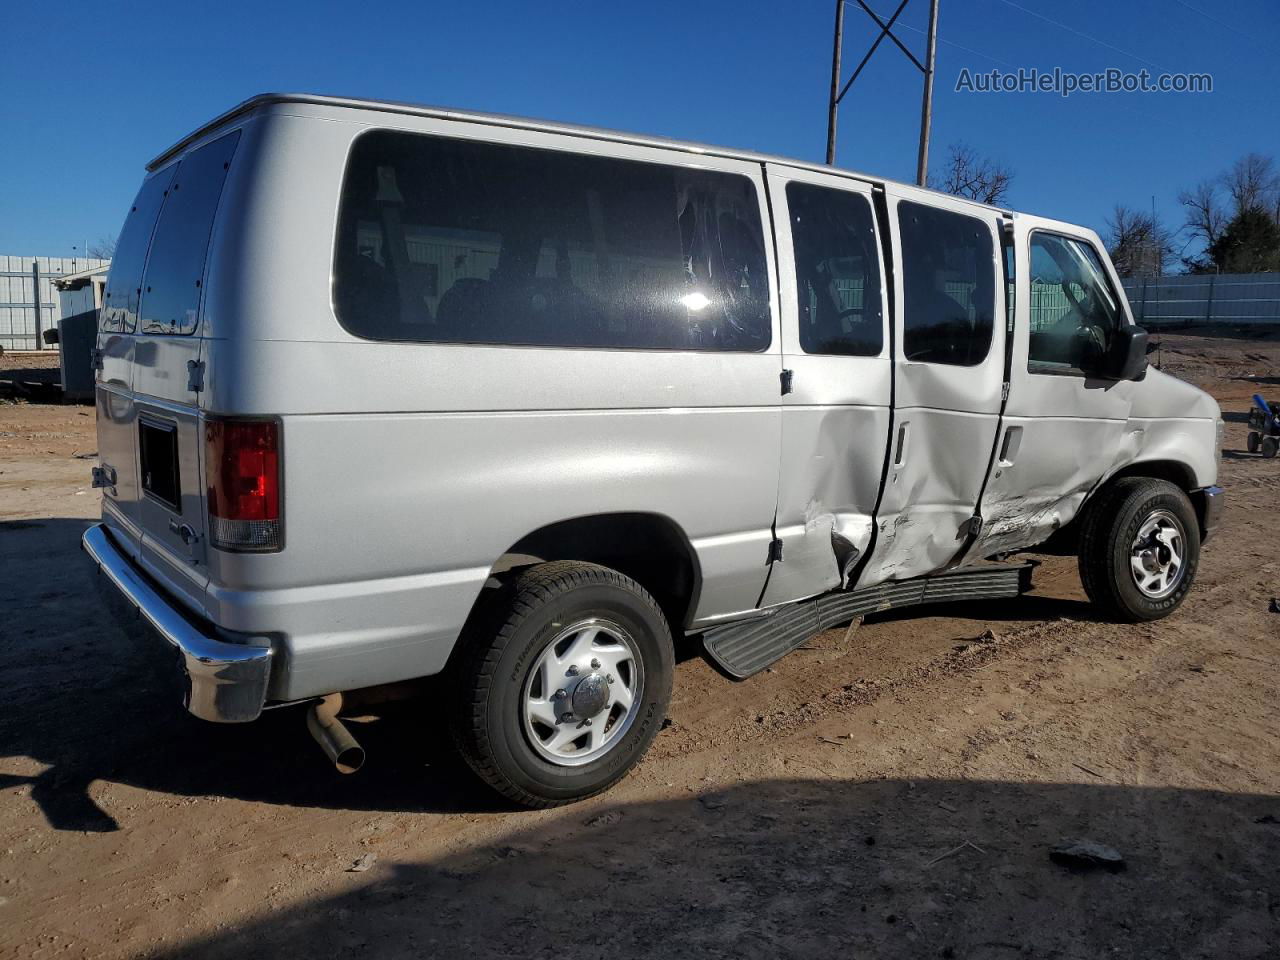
[306,693,365,774]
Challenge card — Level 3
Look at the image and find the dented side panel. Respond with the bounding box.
[972,415,1127,557]
[765,375,893,604]
[871,409,1002,579]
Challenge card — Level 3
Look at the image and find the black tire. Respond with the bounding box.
[1078,477,1201,622]
[450,561,673,807]
[1263,437,1279,459]
[1247,431,1260,454]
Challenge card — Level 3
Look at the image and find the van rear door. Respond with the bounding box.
[97,131,241,611]
[95,167,174,556]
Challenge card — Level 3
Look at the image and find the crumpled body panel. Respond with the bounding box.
[762,353,892,607]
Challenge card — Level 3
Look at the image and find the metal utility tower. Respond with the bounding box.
[825,0,941,187]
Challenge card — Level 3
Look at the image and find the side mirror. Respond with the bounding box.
[1102,325,1149,381]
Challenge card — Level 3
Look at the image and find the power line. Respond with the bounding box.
[898,22,1018,70]
[994,0,1168,73]
[897,18,1156,125]
[1171,0,1259,45]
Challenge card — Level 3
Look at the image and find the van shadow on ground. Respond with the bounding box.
[157,777,1280,959]
[5,518,1108,829]
[5,521,1280,956]
[0,517,501,827]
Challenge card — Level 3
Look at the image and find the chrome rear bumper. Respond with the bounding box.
[82,523,272,722]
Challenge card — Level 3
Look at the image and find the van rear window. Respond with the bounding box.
[137,131,240,336]
[100,169,173,334]
[332,130,772,351]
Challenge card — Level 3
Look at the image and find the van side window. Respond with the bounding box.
[138,131,241,336]
[100,169,173,334]
[786,182,883,356]
[333,130,771,351]
[1027,233,1123,374]
[897,201,995,366]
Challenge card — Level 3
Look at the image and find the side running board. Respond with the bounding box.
[702,563,1034,680]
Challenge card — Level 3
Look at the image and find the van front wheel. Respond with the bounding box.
[1078,477,1201,622]
[450,561,673,807]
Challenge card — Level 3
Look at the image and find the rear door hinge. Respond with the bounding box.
[767,537,785,563]
[90,347,103,371]
[780,369,794,395]
[1001,381,1010,402]
[186,359,205,393]
[91,464,117,492]
[962,515,984,539]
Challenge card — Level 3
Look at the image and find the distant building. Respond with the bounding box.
[52,263,111,320]
[0,255,110,351]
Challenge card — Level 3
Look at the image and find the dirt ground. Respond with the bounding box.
[1,331,1278,959]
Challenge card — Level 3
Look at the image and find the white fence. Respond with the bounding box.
[0,255,110,351]
[1120,273,1280,328]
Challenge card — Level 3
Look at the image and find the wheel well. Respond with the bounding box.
[492,513,701,631]
[1039,460,1201,555]
[1104,459,1197,492]
[1082,460,1209,541]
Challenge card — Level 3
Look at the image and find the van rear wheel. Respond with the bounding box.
[450,561,673,807]
[1077,477,1200,622]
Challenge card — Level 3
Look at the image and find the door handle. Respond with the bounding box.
[998,425,1023,466]
[894,422,910,468]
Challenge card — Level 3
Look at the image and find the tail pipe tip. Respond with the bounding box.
[306,694,365,774]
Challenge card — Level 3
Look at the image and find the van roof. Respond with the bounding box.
[148,92,1011,217]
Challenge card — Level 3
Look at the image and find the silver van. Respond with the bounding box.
[84,93,1224,806]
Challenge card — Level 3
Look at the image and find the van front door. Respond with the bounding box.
[965,218,1135,560]
[861,188,1007,585]
[760,166,892,607]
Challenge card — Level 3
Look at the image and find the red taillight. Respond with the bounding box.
[205,418,282,552]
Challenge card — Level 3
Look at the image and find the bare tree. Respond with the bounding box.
[1222,153,1280,218]
[1107,205,1174,279]
[88,235,116,260]
[1177,178,1227,259]
[928,143,1014,206]
[1179,153,1280,271]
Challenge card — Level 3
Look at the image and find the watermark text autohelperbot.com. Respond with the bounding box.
[956,67,1212,98]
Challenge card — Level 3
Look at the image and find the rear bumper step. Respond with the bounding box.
[82,523,273,722]
[703,563,1034,679]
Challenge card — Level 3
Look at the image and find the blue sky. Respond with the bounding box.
[2,0,1276,262]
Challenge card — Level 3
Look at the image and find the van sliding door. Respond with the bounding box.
[861,188,1007,585]
[759,166,892,608]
